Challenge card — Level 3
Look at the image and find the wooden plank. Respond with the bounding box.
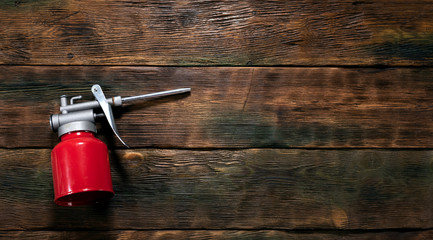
[1,148,433,230]
[0,66,432,148]
[1,0,433,66]
[2,230,433,240]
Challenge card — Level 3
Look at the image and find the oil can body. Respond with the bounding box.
[51,131,114,206]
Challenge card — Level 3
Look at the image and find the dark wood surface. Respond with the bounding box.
[1,0,433,238]
[1,0,433,66]
[3,230,433,240]
[1,149,433,230]
[0,66,431,148]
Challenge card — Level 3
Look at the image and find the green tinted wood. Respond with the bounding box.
[1,149,432,230]
[0,66,431,148]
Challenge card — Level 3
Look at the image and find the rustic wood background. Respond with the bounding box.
[1,0,432,239]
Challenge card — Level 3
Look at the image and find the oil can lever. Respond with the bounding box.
[92,84,129,148]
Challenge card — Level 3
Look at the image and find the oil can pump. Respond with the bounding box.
[50,84,191,206]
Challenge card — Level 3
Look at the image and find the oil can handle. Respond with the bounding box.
[92,84,130,148]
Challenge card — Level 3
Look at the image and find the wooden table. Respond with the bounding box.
[1,1,432,239]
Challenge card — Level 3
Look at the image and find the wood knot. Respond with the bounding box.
[331,207,349,228]
[123,151,144,161]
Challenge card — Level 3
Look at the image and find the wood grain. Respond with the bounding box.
[1,0,433,66]
[2,230,433,240]
[1,148,433,230]
[0,66,431,148]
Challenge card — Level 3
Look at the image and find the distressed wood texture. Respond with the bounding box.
[0,66,431,148]
[1,148,433,230]
[1,0,433,66]
[3,230,433,240]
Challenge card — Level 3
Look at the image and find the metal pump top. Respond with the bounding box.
[50,84,191,148]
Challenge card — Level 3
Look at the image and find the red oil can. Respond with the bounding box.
[51,131,114,206]
[49,84,190,206]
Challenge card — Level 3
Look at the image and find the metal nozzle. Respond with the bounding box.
[121,88,191,103]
